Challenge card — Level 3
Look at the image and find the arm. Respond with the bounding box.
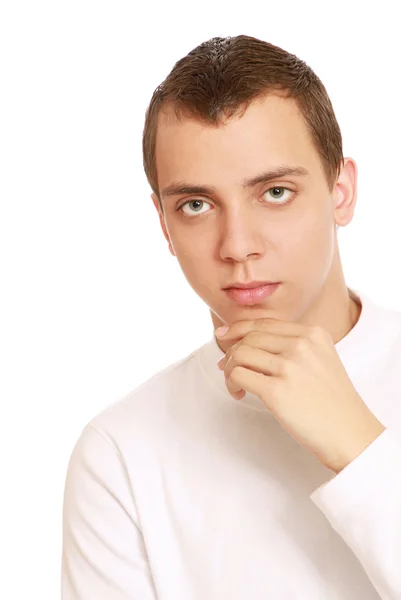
[61,424,158,600]
[310,428,401,600]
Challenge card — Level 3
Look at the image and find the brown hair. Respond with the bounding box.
[142,35,344,211]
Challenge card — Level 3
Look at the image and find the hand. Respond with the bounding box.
[216,318,386,473]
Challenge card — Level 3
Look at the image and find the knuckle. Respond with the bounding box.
[279,357,294,377]
[229,350,238,367]
[243,331,255,343]
[243,331,261,346]
[234,343,248,362]
[293,336,310,354]
[308,325,329,343]
[230,365,242,383]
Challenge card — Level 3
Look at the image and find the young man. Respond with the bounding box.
[62,36,401,599]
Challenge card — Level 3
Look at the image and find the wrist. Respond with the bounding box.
[329,420,386,474]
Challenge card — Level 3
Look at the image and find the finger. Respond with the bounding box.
[216,317,308,341]
[217,339,241,370]
[218,332,293,370]
[227,365,279,406]
[224,345,284,393]
[242,331,293,355]
[224,364,246,399]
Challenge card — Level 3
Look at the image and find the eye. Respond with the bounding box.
[176,186,294,217]
[262,186,294,205]
[177,198,212,216]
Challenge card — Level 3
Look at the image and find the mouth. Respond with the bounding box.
[223,282,280,306]
[223,280,278,290]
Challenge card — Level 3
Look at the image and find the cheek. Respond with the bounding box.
[171,234,216,289]
[168,217,213,250]
[283,209,335,266]
[167,219,215,270]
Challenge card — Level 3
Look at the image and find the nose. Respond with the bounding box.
[219,211,264,263]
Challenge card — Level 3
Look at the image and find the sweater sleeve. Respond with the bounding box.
[310,428,401,600]
[61,424,158,600]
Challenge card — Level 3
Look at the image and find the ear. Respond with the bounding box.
[332,158,358,228]
[151,194,176,257]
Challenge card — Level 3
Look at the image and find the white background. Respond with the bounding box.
[1,1,400,598]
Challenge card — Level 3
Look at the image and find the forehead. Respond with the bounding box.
[154,95,319,187]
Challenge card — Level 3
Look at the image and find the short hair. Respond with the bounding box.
[142,35,344,213]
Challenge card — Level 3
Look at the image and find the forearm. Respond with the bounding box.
[311,428,401,599]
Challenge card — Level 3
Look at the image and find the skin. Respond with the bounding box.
[151,93,361,355]
[150,93,385,472]
[214,319,385,473]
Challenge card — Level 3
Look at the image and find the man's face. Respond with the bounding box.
[152,94,353,326]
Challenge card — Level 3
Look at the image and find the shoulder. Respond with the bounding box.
[82,340,207,447]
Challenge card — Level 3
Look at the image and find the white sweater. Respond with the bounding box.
[62,288,401,599]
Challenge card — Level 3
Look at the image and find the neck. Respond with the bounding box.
[298,249,362,346]
[301,284,361,345]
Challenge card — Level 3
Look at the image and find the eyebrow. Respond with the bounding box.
[161,165,310,198]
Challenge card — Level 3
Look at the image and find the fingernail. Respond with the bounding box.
[215,326,229,337]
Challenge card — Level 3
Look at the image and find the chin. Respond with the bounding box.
[213,303,277,325]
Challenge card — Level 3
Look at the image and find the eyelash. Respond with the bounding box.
[176,186,296,217]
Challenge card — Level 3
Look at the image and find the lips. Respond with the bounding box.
[223,281,278,290]
[224,283,280,305]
